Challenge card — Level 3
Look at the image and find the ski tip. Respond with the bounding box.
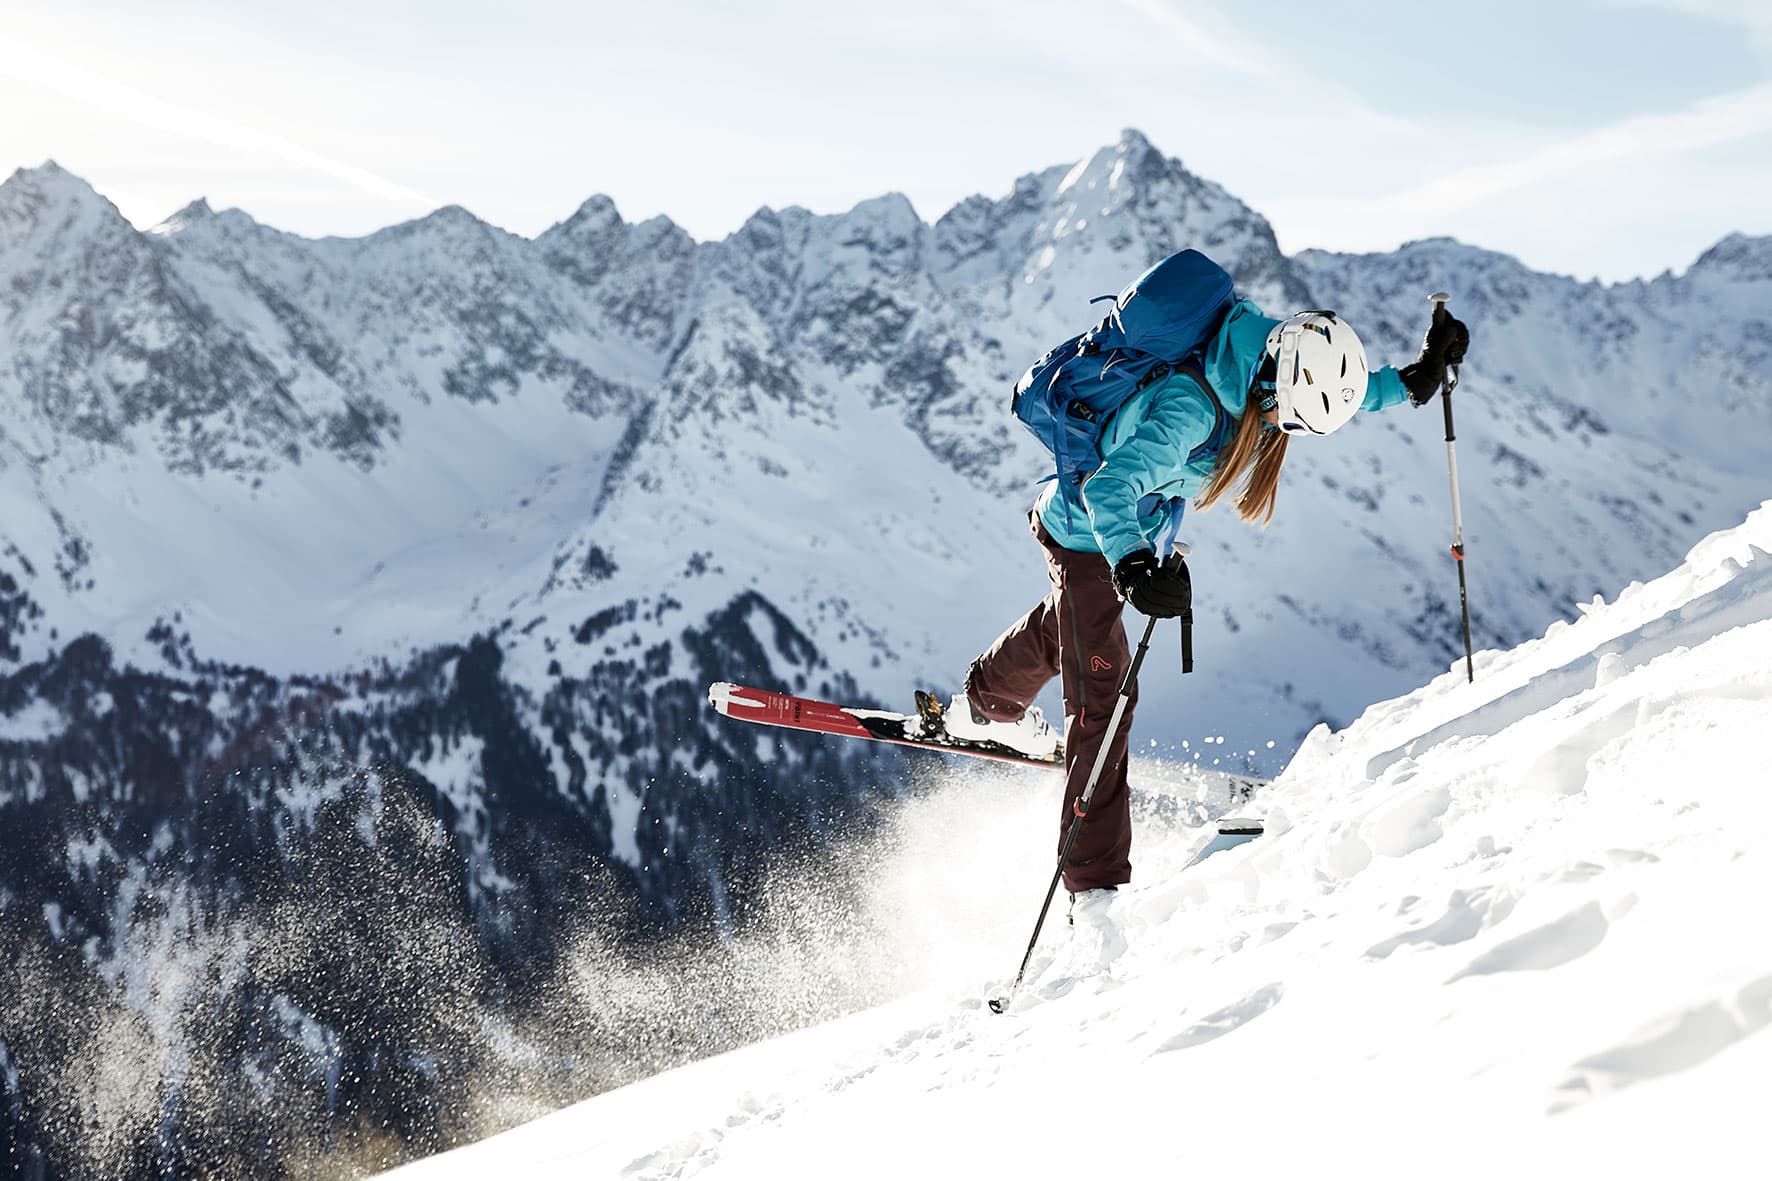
[707,681,763,715]
[1217,816,1264,836]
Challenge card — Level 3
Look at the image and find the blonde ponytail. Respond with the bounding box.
[1194,408,1289,525]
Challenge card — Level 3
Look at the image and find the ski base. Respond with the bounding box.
[708,682,1064,770]
[1183,816,1265,868]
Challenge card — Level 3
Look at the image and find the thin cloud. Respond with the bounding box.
[1254,79,1772,278]
[0,42,440,213]
[1599,0,1772,55]
[1384,81,1772,221]
[1101,0,1428,145]
[1109,0,1279,81]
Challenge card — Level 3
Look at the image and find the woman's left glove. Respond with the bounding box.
[1111,550,1191,619]
[1400,313,1471,406]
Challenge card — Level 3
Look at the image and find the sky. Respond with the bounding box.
[2,0,1770,282]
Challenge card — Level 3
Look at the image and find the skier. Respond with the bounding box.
[940,284,1470,922]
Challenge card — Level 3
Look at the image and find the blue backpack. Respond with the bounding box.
[1010,249,1237,493]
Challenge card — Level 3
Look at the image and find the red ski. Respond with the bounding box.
[707,682,1064,769]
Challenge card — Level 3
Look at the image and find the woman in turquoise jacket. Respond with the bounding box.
[1041,298,1415,562]
[943,286,1470,921]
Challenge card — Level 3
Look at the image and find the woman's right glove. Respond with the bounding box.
[1400,311,1471,406]
[1111,550,1191,619]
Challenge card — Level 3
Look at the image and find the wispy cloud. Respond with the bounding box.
[1599,0,1772,55]
[1383,81,1772,222]
[0,42,439,213]
[1251,78,1772,277]
[1108,0,1279,81]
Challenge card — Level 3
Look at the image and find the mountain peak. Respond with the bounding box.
[536,193,652,286]
[1055,128,1192,203]
[6,159,72,184]
[555,193,625,235]
[841,191,921,231]
[424,203,481,226]
[1116,127,1157,155]
[1689,232,1772,283]
[8,159,51,179]
[738,203,811,231]
[366,202,499,246]
[2,159,111,208]
[0,160,132,244]
[150,197,214,235]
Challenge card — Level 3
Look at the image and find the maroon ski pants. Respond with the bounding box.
[964,512,1135,892]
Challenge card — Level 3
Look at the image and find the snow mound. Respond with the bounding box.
[383,503,1772,1179]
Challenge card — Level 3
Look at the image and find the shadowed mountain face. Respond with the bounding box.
[0,131,1766,1175]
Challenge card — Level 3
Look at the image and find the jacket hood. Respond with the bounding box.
[1201,298,1281,418]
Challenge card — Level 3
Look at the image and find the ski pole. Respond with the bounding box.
[988,594,1166,1015]
[1428,291,1475,683]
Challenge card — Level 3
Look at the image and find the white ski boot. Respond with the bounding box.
[1068,886,1128,968]
[941,693,1059,759]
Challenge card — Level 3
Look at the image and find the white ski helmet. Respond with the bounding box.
[1259,311,1368,436]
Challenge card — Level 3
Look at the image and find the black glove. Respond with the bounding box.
[1111,550,1191,620]
[1400,311,1471,407]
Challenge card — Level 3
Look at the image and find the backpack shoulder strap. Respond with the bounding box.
[1177,359,1231,466]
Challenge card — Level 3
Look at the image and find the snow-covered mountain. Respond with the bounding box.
[384,501,1772,1180]
[4,133,1766,759]
[0,129,1768,1175]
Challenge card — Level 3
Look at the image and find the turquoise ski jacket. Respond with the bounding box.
[1035,299,1413,564]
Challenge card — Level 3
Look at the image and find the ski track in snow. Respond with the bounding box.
[380,504,1772,1180]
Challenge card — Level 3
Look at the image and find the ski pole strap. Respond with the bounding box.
[1151,497,1187,560]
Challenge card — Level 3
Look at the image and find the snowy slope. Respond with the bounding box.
[385,503,1772,1179]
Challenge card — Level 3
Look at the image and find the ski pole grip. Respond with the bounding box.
[1427,290,1460,402]
[1180,614,1194,675]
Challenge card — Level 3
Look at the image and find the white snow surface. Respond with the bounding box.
[383,504,1772,1180]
